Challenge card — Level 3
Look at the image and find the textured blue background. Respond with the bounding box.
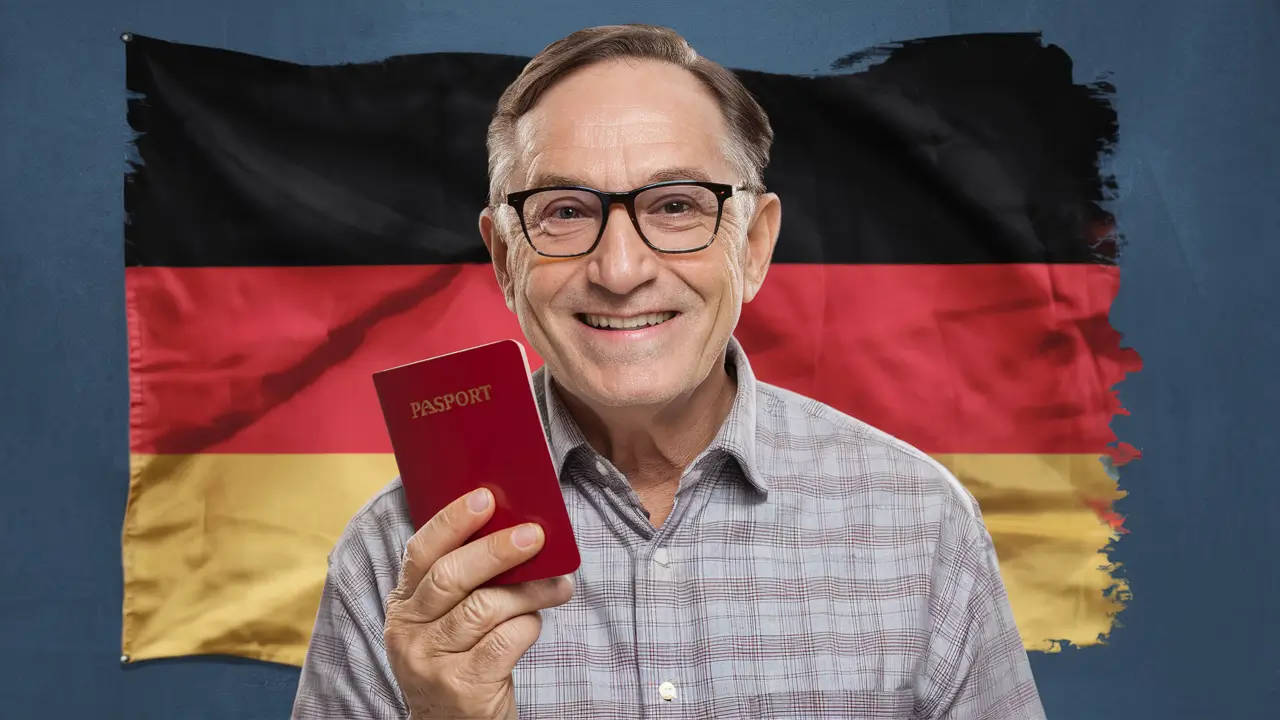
[1,0,1277,717]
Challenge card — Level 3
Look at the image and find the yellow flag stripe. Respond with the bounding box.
[121,452,1125,666]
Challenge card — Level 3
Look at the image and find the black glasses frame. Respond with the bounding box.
[504,180,737,258]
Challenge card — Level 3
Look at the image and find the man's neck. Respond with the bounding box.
[555,359,738,496]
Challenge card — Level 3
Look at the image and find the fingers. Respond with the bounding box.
[466,612,547,684]
[391,488,495,606]
[409,522,548,622]
[432,575,575,652]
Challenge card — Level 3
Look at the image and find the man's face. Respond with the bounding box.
[481,59,780,411]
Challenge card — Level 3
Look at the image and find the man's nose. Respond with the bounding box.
[585,204,659,295]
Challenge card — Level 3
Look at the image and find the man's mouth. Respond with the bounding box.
[578,311,678,331]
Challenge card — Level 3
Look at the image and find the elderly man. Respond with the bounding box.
[293,23,1046,720]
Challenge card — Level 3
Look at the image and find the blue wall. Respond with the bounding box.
[2,0,1277,717]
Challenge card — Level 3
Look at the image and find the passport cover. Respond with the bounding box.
[372,339,581,586]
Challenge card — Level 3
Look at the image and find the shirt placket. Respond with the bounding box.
[635,537,684,718]
[633,460,720,720]
[573,452,721,719]
[570,455,657,713]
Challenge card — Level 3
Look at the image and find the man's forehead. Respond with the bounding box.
[512,63,729,188]
[518,115,720,156]
[526,59,724,124]
[516,97,723,147]
[515,123,726,190]
[550,114,703,147]
[521,62,722,134]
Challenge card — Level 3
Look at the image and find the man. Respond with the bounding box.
[293,23,1046,720]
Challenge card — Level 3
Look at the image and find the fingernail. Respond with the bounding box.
[512,524,539,549]
[467,488,491,513]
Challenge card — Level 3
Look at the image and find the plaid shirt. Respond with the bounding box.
[292,338,1045,719]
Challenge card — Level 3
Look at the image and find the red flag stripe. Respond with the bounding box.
[125,263,1138,455]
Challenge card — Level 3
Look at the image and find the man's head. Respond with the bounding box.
[479,24,781,413]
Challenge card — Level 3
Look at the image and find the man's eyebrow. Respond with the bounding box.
[647,167,714,184]
[528,172,592,189]
[527,167,716,190]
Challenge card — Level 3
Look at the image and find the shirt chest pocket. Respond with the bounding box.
[740,689,916,719]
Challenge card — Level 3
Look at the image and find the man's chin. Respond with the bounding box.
[562,362,683,410]
[585,376,678,409]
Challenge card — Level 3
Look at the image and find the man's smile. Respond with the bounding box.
[576,311,679,330]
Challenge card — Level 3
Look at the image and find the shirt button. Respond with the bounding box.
[653,548,671,567]
[594,460,607,476]
[658,681,677,701]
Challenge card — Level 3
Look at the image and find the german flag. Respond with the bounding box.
[120,32,1141,666]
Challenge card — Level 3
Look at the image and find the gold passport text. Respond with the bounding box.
[410,384,494,418]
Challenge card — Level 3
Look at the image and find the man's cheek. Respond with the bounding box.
[716,260,745,306]
[508,254,538,307]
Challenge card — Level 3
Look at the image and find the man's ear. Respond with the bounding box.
[741,192,781,304]
[479,207,516,312]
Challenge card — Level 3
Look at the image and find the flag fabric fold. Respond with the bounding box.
[121,32,1140,666]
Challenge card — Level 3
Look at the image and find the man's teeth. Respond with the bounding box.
[582,311,677,330]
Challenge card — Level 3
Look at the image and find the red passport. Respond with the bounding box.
[372,339,581,586]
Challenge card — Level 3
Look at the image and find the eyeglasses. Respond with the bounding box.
[504,180,738,258]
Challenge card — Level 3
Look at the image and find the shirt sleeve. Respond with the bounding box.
[291,525,410,720]
[914,484,1048,720]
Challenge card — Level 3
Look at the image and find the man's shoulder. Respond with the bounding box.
[325,477,415,586]
[753,380,977,518]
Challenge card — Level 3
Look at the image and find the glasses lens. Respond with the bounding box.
[635,184,721,251]
[522,189,602,256]
[518,184,724,256]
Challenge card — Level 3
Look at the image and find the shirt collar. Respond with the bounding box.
[533,336,767,495]
[534,365,592,478]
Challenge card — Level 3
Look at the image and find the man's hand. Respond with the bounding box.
[385,488,575,720]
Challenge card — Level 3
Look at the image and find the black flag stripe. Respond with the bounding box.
[124,33,1119,267]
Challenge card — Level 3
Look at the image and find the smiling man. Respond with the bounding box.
[293,24,1046,720]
